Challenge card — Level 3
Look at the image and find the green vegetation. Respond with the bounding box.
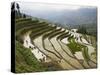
[15,41,47,73]
[12,2,97,72]
[69,24,97,37]
[67,36,94,63]
[77,26,87,34]
[67,36,85,54]
[15,41,61,73]
[82,47,90,61]
[83,34,97,47]
[15,17,97,71]
[15,17,62,73]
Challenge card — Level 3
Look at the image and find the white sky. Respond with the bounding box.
[16,1,96,18]
[17,1,83,12]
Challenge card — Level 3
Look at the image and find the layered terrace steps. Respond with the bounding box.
[16,18,97,70]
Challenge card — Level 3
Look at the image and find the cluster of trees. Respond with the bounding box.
[67,23,97,37]
[77,25,97,37]
[11,2,26,19]
[77,26,87,34]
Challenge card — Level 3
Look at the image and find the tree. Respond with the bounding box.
[23,14,26,18]
[11,2,15,23]
[16,3,20,12]
[15,3,21,18]
[77,26,87,34]
[11,2,15,12]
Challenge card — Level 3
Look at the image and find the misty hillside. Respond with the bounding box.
[39,7,97,25]
[18,2,97,26]
[20,7,97,26]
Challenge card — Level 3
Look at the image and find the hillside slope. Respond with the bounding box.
[15,18,97,72]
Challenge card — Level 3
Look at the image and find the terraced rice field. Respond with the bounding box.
[15,18,97,70]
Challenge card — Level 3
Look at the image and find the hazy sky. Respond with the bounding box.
[17,1,96,16]
[18,2,81,11]
[15,2,96,25]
